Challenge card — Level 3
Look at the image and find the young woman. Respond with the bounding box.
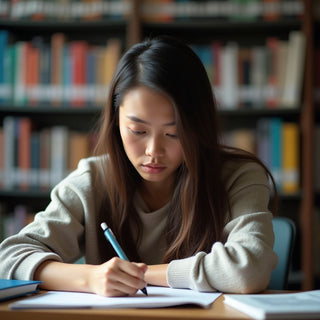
[0,36,277,296]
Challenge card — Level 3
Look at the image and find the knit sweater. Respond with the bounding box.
[0,156,277,293]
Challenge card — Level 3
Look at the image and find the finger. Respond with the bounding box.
[134,262,148,274]
[103,260,147,291]
[118,260,147,280]
[114,268,147,290]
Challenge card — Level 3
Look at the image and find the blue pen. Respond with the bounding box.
[100,222,148,296]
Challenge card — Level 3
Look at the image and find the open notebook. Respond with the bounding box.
[10,286,221,309]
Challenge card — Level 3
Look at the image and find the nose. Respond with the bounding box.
[145,135,165,158]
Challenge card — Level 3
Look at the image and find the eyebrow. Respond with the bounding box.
[126,115,176,126]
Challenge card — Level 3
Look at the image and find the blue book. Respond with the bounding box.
[0,279,42,302]
[0,30,9,103]
[270,118,283,191]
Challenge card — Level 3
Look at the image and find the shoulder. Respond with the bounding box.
[51,155,107,203]
[221,159,272,219]
[222,159,270,195]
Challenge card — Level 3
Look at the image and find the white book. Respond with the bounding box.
[224,290,320,320]
[221,42,238,109]
[50,126,68,187]
[281,31,306,108]
[10,286,221,310]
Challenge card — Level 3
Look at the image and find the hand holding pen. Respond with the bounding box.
[101,222,148,296]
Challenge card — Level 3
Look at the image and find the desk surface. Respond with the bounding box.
[0,294,248,320]
[1,292,319,320]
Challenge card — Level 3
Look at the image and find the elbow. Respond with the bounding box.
[222,262,273,294]
[232,273,269,294]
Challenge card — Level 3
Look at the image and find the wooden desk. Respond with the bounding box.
[0,294,249,320]
[2,292,320,320]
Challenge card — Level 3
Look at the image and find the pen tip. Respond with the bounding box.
[141,287,148,296]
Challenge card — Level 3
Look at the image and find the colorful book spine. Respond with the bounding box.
[0,30,9,103]
[282,122,300,194]
[270,117,283,191]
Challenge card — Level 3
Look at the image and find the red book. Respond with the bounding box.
[266,37,279,108]
[70,41,88,107]
[25,43,39,106]
[51,33,65,106]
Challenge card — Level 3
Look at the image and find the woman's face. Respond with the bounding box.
[119,86,183,188]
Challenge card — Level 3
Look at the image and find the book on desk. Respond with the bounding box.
[0,279,42,302]
[224,290,320,320]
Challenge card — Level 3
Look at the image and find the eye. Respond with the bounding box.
[166,133,178,139]
[129,128,146,135]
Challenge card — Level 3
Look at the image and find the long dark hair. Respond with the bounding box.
[94,36,277,263]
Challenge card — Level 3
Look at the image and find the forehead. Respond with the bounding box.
[120,86,175,122]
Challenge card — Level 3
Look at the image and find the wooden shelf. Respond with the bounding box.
[0,105,103,115]
[0,18,127,30]
[0,0,316,290]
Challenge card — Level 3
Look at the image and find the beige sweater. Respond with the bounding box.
[0,157,277,293]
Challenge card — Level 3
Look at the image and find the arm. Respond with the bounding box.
[34,258,148,297]
[166,163,278,293]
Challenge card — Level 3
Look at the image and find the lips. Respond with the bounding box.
[142,163,166,173]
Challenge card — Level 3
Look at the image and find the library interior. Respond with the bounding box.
[0,0,319,293]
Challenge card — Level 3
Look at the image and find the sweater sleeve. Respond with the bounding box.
[0,158,99,280]
[166,162,278,293]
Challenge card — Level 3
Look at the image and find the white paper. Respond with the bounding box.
[224,290,320,320]
[10,286,221,310]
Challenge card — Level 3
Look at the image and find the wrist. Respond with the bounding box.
[145,264,168,287]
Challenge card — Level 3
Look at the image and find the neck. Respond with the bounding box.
[139,181,174,212]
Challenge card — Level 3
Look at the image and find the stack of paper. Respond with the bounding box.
[224,290,320,319]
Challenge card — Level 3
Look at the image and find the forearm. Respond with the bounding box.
[145,264,168,287]
[34,260,93,293]
[34,258,148,297]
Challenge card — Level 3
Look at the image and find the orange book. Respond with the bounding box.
[103,38,121,87]
[68,132,89,171]
[18,118,32,190]
[282,122,300,194]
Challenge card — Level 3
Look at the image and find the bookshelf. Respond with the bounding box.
[0,0,316,290]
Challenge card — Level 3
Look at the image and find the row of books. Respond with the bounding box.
[223,118,300,194]
[0,30,122,107]
[0,203,34,241]
[0,29,305,109]
[141,0,304,22]
[0,0,130,21]
[193,30,306,110]
[0,0,304,22]
[0,116,97,190]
